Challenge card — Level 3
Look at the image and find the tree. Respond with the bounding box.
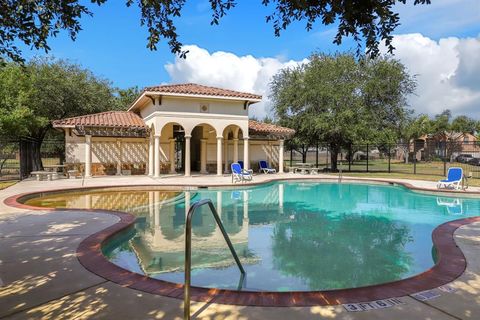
[269,65,316,163]
[397,114,431,163]
[0,58,118,170]
[451,115,478,134]
[113,86,142,110]
[270,52,415,170]
[1,1,431,63]
[430,110,452,134]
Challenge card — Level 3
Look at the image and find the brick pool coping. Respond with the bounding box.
[4,178,480,307]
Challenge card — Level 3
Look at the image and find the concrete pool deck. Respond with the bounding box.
[1,173,480,319]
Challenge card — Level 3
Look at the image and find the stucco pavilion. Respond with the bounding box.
[52,83,294,178]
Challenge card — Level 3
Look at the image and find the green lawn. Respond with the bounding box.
[327,172,480,187]
[0,180,18,190]
[286,158,480,186]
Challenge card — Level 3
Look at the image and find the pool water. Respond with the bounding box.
[25,181,480,292]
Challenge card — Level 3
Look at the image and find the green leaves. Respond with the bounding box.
[270,52,416,166]
[0,58,118,139]
[1,1,431,63]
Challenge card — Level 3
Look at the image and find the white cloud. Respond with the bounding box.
[164,45,308,118]
[383,33,480,118]
[164,35,480,121]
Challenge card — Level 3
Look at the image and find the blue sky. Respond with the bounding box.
[18,0,480,118]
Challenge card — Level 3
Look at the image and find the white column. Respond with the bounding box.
[169,138,176,174]
[84,135,92,178]
[154,191,160,227]
[148,135,154,176]
[217,136,223,176]
[266,142,271,165]
[185,135,191,177]
[85,194,92,209]
[148,191,154,223]
[233,138,239,163]
[154,134,160,178]
[243,190,249,221]
[243,137,249,171]
[185,191,191,217]
[216,191,222,216]
[200,139,207,174]
[278,183,284,214]
[116,139,122,175]
[279,139,285,173]
[223,137,228,173]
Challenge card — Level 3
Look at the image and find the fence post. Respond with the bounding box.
[348,143,352,172]
[19,138,33,180]
[326,146,329,169]
[290,148,293,167]
[316,142,319,168]
[413,142,417,175]
[388,144,391,173]
[443,142,447,176]
[366,144,369,172]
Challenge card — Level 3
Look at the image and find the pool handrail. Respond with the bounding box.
[184,199,246,320]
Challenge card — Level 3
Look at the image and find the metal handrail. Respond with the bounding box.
[184,199,246,320]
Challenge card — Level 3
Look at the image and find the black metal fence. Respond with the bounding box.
[286,141,480,180]
[0,138,65,181]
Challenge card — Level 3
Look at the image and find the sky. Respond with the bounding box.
[18,0,480,119]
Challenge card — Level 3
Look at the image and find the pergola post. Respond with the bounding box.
[279,139,285,173]
[243,137,249,171]
[84,134,92,178]
[148,135,154,176]
[185,135,191,177]
[116,139,122,175]
[223,137,228,173]
[169,138,176,173]
[217,136,223,176]
[200,139,207,173]
[154,134,160,177]
[233,138,239,163]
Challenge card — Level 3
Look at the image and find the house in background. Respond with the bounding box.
[53,83,295,177]
[412,132,479,161]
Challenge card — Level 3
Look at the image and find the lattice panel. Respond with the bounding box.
[92,142,119,163]
[261,144,279,166]
[122,142,147,163]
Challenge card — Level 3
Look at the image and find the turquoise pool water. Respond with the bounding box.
[26,181,480,291]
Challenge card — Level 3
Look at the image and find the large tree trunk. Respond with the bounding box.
[28,127,50,172]
[403,146,409,164]
[330,145,339,172]
[31,139,43,171]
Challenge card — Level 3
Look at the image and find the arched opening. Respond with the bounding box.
[159,122,186,174]
[190,123,216,174]
[222,125,244,173]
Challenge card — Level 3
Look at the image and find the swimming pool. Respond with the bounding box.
[23,181,480,292]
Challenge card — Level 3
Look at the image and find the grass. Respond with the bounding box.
[286,158,480,187]
[0,180,18,190]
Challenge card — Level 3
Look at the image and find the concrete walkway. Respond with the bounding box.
[1,174,480,319]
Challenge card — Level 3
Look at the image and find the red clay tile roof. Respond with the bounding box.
[52,111,146,129]
[144,83,262,100]
[52,111,295,138]
[248,120,295,138]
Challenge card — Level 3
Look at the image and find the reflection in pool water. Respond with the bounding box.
[25,182,480,291]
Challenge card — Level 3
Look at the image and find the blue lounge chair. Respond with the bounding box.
[238,160,253,174]
[436,197,463,215]
[259,160,276,174]
[231,162,253,183]
[437,167,463,190]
